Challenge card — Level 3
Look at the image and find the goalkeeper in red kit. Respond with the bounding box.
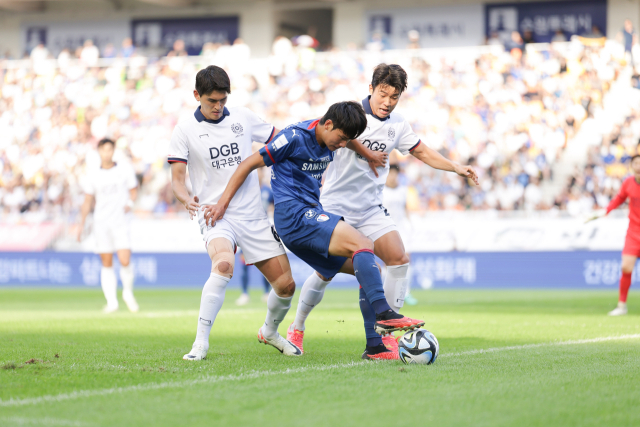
[588,154,640,315]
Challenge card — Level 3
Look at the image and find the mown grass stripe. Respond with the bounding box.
[2,334,639,408]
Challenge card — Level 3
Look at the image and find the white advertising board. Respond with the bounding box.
[365,5,485,50]
[22,20,129,56]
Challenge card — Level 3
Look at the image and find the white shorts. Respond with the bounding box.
[94,221,131,254]
[198,214,285,265]
[340,205,399,243]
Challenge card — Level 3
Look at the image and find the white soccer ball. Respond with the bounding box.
[398,328,439,365]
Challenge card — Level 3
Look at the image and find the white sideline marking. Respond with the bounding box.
[440,334,640,358]
[2,334,639,408]
[0,416,91,426]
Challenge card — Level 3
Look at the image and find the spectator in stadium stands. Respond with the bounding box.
[80,39,99,66]
[619,19,637,64]
[30,43,49,62]
[551,30,568,43]
[406,30,421,49]
[121,37,135,58]
[168,39,188,57]
[522,30,535,45]
[0,37,636,219]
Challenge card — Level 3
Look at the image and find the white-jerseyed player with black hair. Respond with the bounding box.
[78,138,139,313]
[169,65,301,361]
[287,63,478,358]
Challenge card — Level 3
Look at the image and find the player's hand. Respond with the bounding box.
[585,209,606,224]
[454,164,479,185]
[76,223,85,242]
[367,151,388,178]
[203,203,226,227]
[184,196,201,220]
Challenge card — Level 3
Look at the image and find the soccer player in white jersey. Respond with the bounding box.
[287,64,478,359]
[78,138,139,313]
[168,66,301,360]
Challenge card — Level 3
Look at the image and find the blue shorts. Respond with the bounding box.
[273,200,347,278]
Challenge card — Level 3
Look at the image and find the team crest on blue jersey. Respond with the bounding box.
[388,127,395,140]
[305,209,317,219]
[317,214,329,222]
[231,123,243,134]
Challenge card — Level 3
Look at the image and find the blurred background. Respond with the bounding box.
[1,0,640,290]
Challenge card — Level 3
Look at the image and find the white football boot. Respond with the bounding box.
[103,303,119,314]
[122,291,139,313]
[608,302,628,316]
[258,326,302,356]
[183,343,209,361]
[235,293,250,306]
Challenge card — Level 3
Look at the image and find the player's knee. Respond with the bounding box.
[388,253,410,266]
[269,271,295,297]
[354,236,374,253]
[211,252,235,278]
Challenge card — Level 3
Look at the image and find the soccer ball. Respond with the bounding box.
[398,328,439,365]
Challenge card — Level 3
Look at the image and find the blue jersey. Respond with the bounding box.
[259,119,334,206]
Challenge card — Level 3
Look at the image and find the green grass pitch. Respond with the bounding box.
[1,288,639,427]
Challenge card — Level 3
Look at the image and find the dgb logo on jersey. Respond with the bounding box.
[362,139,387,152]
[209,143,239,159]
[317,214,329,222]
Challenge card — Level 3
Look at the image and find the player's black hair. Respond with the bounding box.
[195,65,231,96]
[319,101,367,140]
[371,63,408,95]
[389,164,400,172]
[97,138,115,147]
[632,154,640,162]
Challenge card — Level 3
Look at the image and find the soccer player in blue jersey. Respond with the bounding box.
[203,101,424,359]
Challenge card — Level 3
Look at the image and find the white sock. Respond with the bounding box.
[120,265,134,297]
[194,273,230,346]
[384,263,410,312]
[101,267,118,308]
[293,273,331,331]
[262,290,292,338]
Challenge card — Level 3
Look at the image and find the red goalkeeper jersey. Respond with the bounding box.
[607,176,640,230]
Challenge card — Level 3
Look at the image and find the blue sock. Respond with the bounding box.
[353,250,391,314]
[359,287,383,348]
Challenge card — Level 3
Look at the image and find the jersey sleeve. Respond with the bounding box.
[167,125,188,164]
[244,108,275,144]
[125,164,138,190]
[607,178,629,214]
[396,120,422,155]
[82,173,95,195]
[259,129,296,167]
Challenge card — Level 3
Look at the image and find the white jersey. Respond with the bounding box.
[168,106,275,221]
[83,162,137,225]
[382,184,408,224]
[321,96,421,217]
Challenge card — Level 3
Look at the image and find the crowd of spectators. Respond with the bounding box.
[1,32,639,223]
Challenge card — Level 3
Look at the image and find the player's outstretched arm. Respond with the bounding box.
[346,141,387,178]
[170,162,200,219]
[203,151,266,226]
[587,184,629,223]
[411,143,479,185]
[77,194,94,242]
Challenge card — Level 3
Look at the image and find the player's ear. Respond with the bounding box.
[193,90,200,102]
[324,119,333,132]
[369,84,374,96]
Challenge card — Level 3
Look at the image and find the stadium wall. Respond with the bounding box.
[0,250,636,290]
[2,0,639,57]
